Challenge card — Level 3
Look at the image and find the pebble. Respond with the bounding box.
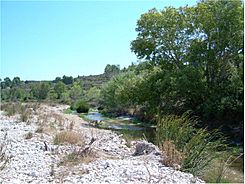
[0,106,205,184]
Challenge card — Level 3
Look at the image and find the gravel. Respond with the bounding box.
[0,106,205,184]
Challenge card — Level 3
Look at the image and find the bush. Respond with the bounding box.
[70,102,76,111]
[71,100,89,113]
[156,113,226,176]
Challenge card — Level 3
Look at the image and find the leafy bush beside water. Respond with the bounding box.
[70,100,90,113]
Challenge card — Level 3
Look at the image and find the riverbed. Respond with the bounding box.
[84,111,156,143]
[82,110,244,183]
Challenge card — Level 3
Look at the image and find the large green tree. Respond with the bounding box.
[12,77,21,87]
[3,77,11,88]
[102,0,243,126]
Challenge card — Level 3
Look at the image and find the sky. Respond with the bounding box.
[1,0,198,81]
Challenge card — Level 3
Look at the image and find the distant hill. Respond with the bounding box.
[77,74,110,90]
[22,74,111,90]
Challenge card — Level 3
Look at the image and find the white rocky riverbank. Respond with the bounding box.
[0,104,205,183]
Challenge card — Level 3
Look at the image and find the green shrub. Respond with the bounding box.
[156,113,226,176]
[70,102,77,111]
[72,100,89,113]
[64,108,73,114]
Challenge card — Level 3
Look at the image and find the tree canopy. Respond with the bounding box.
[101,0,243,126]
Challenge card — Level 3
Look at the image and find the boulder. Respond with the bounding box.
[132,140,160,156]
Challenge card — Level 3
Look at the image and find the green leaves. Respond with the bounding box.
[54,81,66,99]
[129,0,243,124]
[131,6,193,67]
[31,82,51,100]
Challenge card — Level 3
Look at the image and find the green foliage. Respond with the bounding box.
[54,81,66,99]
[0,89,11,101]
[101,0,243,128]
[1,77,21,89]
[3,77,11,88]
[1,87,29,102]
[156,113,226,176]
[12,77,21,87]
[70,100,90,113]
[48,89,58,100]
[31,82,50,100]
[100,71,140,113]
[104,64,120,78]
[85,87,101,107]
[69,82,83,101]
[75,100,90,113]
[62,75,73,85]
[64,107,73,114]
[60,92,70,104]
[54,77,62,83]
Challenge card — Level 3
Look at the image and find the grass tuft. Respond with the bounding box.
[160,140,183,169]
[59,149,96,166]
[53,131,84,145]
[156,113,226,176]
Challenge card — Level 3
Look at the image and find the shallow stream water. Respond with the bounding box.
[84,111,156,142]
[83,111,243,181]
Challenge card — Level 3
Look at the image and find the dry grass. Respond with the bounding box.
[59,149,97,166]
[160,140,183,170]
[59,137,97,166]
[52,113,65,130]
[0,133,10,170]
[26,103,40,111]
[68,121,75,131]
[53,131,84,145]
[0,103,20,116]
[0,102,33,123]
[19,105,30,123]
[35,126,44,133]
[202,154,244,183]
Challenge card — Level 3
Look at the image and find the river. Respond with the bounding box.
[84,111,156,143]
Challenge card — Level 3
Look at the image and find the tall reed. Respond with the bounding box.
[156,112,226,176]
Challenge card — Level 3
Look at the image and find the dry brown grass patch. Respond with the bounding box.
[59,149,97,166]
[160,140,183,169]
[53,131,84,145]
[35,126,44,133]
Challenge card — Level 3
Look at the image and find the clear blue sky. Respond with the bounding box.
[1,0,197,81]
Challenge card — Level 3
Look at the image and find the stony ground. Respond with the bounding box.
[0,104,204,184]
